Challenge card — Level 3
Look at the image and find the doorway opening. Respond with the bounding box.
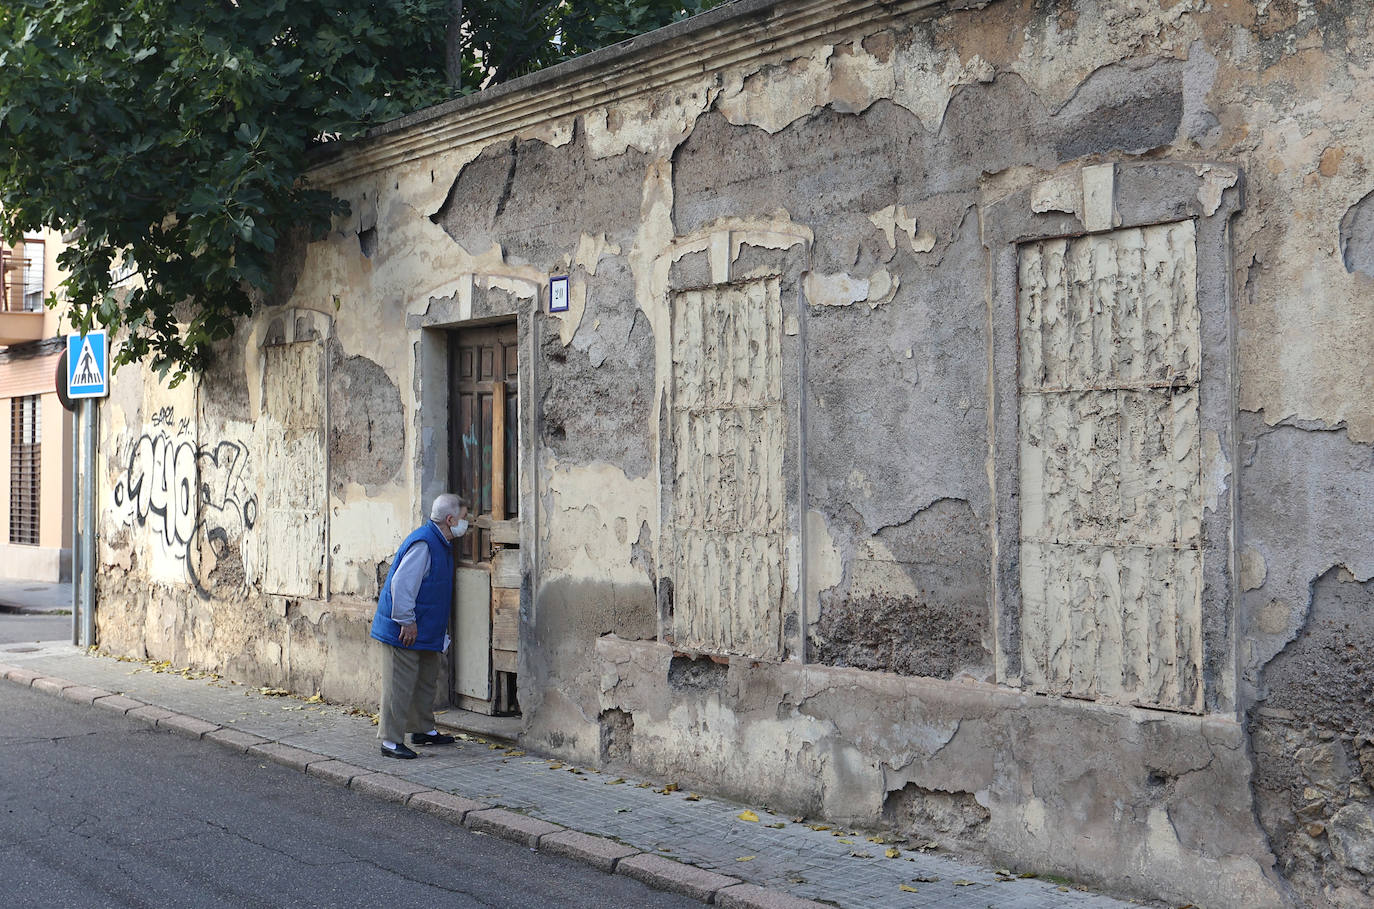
[447,320,521,716]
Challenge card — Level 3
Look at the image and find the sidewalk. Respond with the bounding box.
[0,641,1147,909]
[0,578,71,614]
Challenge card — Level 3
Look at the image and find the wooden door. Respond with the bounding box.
[449,323,520,714]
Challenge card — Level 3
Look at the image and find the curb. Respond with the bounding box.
[0,664,834,909]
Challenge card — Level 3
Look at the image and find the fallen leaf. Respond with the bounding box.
[661,782,679,793]
[738,810,760,822]
[954,879,974,886]
[868,835,887,844]
[807,824,831,832]
[912,875,939,883]
[885,847,901,858]
[683,794,701,802]
[304,693,323,704]
[504,749,524,756]
[849,851,873,858]
[765,822,786,828]
[736,856,755,862]
[606,778,626,785]
[547,762,564,770]
[899,884,919,893]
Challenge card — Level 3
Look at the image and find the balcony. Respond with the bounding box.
[0,242,46,346]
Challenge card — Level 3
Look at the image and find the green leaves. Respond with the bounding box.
[0,0,723,380]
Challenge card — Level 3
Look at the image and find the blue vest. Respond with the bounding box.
[370,522,454,651]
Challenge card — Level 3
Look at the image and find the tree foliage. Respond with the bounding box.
[0,0,724,382]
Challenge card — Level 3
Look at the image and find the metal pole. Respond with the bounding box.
[81,398,96,648]
[70,401,81,646]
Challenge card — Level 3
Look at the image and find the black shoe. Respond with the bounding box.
[410,731,456,746]
[381,742,418,759]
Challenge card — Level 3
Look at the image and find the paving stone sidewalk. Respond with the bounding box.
[0,641,1146,909]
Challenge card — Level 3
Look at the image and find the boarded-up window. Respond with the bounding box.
[9,395,40,545]
[1017,221,1203,713]
[668,277,786,659]
[261,341,326,598]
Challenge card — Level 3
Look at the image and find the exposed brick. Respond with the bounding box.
[539,830,639,873]
[306,760,369,787]
[350,773,431,804]
[92,694,145,715]
[408,790,488,825]
[465,808,564,848]
[715,884,834,909]
[615,854,741,903]
[59,685,114,705]
[204,728,270,753]
[157,714,221,739]
[31,677,75,696]
[246,742,326,772]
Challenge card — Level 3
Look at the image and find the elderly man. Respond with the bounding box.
[370,493,469,759]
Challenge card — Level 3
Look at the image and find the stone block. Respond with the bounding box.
[127,705,177,726]
[2,667,42,686]
[464,808,563,847]
[306,760,369,788]
[539,830,639,873]
[157,714,220,739]
[615,854,741,902]
[408,790,488,826]
[59,685,114,705]
[31,677,74,696]
[204,728,270,753]
[246,742,325,772]
[92,695,145,715]
[350,773,431,804]
[1329,804,1374,875]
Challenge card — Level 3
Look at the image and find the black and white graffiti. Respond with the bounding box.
[113,422,257,596]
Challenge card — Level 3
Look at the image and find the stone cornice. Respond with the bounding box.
[307,0,948,186]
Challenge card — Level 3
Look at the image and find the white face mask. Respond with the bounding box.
[451,518,468,538]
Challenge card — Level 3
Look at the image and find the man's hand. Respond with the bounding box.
[398,623,418,647]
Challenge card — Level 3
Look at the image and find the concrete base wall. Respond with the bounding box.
[595,636,1285,909]
[0,544,70,583]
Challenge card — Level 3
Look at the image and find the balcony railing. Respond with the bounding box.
[0,240,47,345]
[1,241,43,313]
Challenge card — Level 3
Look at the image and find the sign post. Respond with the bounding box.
[65,330,108,648]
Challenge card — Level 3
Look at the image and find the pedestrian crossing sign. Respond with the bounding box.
[67,330,109,399]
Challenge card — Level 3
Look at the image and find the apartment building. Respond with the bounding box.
[0,231,70,581]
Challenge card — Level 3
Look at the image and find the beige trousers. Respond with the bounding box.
[378,643,442,745]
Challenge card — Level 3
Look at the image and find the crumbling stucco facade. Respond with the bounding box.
[92,2,1374,906]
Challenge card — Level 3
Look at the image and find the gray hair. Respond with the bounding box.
[429,493,468,522]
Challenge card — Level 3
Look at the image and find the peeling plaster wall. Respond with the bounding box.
[92,1,1374,906]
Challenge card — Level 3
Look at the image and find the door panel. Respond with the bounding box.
[455,567,491,700]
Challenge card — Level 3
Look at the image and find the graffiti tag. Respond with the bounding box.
[113,426,257,596]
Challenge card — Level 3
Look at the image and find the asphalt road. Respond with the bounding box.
[0,611,72,645]
[0,669,699,908]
